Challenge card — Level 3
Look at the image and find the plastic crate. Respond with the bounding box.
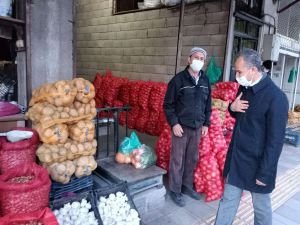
[50,175,93,200]
[94,182,143,225]
[93,166,122,190]
[50,191,102,225]
[285,128,300,147]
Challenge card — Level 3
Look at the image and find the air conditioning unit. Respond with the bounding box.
[262,34,281,62]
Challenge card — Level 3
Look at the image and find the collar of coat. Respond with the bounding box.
[244,73,270,94]
[183,66,204,83]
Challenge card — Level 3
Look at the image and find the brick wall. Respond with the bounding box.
[76,0,230,82]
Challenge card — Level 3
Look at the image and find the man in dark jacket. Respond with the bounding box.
[163,47,212,207]
[214,48,289,225]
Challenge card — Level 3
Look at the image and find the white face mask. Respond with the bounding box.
[236,75,252,87]
[190,59,204,72]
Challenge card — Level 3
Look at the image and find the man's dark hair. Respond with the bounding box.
[263,60,277,70]
[236,48,263,72]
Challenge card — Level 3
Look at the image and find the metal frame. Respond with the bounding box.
[292,58,300,110]
[95,106,131,159]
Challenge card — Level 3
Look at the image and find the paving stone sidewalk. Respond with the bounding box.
[141,144,300,225]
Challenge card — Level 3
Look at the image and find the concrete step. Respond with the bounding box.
[98,157,167,195]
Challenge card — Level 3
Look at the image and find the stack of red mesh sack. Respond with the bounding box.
[212,82,239,102]
[156,82,238,202]
[155,126,172,171]
[93,71,168,136]
[93,71,128,118]
[145,82,167,136]
[135,81,153,133]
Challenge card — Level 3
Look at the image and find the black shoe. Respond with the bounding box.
[182,186,201,200]
[170,191,186,207]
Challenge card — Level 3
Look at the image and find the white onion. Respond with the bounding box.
[98,191,140,225]
[54,198,98,225]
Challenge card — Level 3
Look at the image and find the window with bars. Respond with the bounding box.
[114,0,162,14]
[235,0,263,17]
[229,18,260,81]
[277,0,300,41]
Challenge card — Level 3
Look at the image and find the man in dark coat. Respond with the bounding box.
[214,48,289,225]
[164,47,212,207]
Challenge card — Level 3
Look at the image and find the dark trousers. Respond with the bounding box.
[169,126,201,193]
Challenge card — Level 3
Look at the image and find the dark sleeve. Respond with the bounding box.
[203,80,212,127]
[228,87,243,118]
[256,92,289,185]
[163,79,179,127]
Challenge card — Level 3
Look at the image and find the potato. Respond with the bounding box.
[44,128,53,138]
[69,120,95,143]
[74,101,82,109]
[70,144,78,154]
[78,143,85,153]
[85,104,91,114]
[92,139,97,148]
[69,108,79,117]
[44,154,52,163]
[42,116,52,122]
[78,107,85,116]
[49,145,58,152]
[64,107,70,113]
[77,121,86,129]
[73,78,95,103]
[59,147,67,156]
[36,123,69,144]
[53,111,60,119]
[84,142,92,151]
[91,108,97,117]
[60,112,69,119]
[90,99,96,108]
[72,127,81,136]
[56,164,66,175]
[57,107,64,112]
[42,107,54,116]
[64,142,71,149]
[54,97,64,107]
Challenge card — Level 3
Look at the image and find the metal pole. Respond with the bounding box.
[270,61,274,79]
[96,109,99,158]
[106,109,110,157]
[174,0,185,74]
[292,58,300,111]
[115,109,120,154]
[280,55,286,89]
[277,0,300,13]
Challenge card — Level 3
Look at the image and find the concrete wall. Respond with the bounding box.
[258,0,280,53]
[29,0,73,90]
[76,0,230,82]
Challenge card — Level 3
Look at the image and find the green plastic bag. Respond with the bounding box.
[206,56,222,84]
[288,68,298,83]
[119,132,142,155]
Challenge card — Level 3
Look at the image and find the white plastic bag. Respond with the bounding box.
[161,0,199,6]
[161,0,181,6]
[145,0,161,8]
